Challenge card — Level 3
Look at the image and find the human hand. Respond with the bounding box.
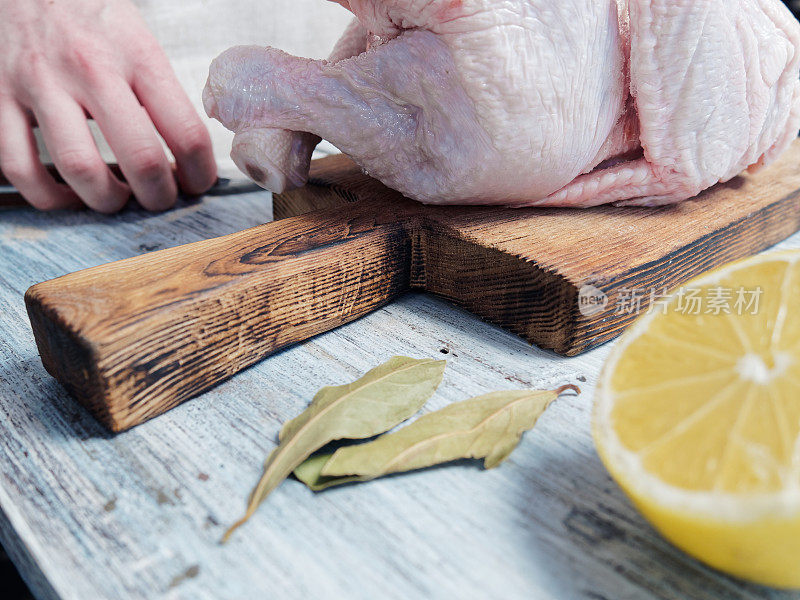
[0,0,217,212]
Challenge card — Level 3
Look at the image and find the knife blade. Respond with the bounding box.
[0,164,263,207]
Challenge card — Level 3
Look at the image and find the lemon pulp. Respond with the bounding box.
[594,250,800,588]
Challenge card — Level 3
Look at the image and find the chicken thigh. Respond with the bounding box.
[203,0,800,207]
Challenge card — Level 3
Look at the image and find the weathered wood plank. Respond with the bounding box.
[1,188,800,599]
[5,0,800,596]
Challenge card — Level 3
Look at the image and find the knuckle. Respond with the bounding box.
[15,51,53,95]
[132,38,168,72]
[21,50,48,73]
[173,121,211,158]
[56,149,104,182]
[128,145,167,180]
[66,37,116,84]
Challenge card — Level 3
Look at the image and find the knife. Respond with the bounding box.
[0,164,263,207]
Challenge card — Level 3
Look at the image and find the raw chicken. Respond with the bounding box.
[203,0,800,207]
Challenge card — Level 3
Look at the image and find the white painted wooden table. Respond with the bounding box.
[2,188,800,600]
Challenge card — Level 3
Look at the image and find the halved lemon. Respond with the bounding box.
[593,249,800,588]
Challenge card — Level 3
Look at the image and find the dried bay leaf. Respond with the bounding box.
[293,453,365,491]
[294,385,580,491]
[222,356,446,541]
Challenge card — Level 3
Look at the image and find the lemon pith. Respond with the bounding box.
[593,250,800,588]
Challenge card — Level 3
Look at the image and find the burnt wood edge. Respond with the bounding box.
[568,187,800,355]
[415,219,579,355]
[277,178,581,355]
[24,288,117,430]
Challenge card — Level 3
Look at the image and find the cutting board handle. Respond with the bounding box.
[25,198,415,431]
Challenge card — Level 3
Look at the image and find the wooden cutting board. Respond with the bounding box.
[25,140,800,431]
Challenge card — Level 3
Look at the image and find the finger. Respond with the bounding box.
[32,93,131,212]
[131,54,217,196]
[85,80,178,211]
[0,100,82,211]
